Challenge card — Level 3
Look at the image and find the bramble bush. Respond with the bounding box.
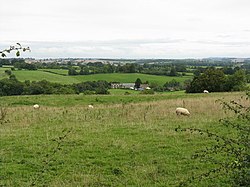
[176,92,250,186]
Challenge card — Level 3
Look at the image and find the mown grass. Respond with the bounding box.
[0,92,246,186]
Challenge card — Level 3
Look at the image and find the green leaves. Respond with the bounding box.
[1,53,6,57]
[16,51,20,57]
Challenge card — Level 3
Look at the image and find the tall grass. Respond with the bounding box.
[0,92,246,186]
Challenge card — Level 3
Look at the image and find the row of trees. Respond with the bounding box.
[0,76,110,96]
[0,59,184,76]
[68,63,184,76]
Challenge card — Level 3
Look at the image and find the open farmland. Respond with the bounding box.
[0,92,247,186]
[0,68,193,85]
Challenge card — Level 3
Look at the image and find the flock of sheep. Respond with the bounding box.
[33,90,210,117]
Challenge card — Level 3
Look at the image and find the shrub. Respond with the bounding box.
[176,92,250,186]
[140,89,154,94]
[124,91,131,95]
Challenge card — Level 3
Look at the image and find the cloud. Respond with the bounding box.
[1,37,249,59]
[1,0,250,58]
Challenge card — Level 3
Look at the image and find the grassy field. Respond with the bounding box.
[0,91,247,186]
[0,66,10,79]
[0,68,193,85]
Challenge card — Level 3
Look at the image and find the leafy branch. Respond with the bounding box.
[176,92,250,186]
[0,43,30,57]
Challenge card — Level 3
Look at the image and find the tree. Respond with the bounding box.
[134,78,142,89]
[224,70,247,91]
[186,67,226,93]
[169,67,178,76]
[0,78,24,96]
[164,79,181,91]
[95,86,110,94]
[68,68,78,75]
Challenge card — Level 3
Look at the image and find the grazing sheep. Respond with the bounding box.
[88,104,94,109]
[203,90,209,93]
[176,107,190,116]
[33,104,40,109]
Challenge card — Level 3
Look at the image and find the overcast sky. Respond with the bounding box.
[1,0,250,59]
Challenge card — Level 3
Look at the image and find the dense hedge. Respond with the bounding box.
[0,76,110,96]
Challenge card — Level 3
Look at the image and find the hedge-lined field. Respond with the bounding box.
[0,68,193,85]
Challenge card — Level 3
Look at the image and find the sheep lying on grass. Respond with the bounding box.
[33,104,40,109]
[203,90,209,93]
[176,107,190,116]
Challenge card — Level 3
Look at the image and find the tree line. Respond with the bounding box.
[1,58,250,81]
[0,76,110,96]
[68,63,185,76]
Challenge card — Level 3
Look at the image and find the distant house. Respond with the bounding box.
[111,83,150,90]
[136,84,150,90]
[111,83,135,89]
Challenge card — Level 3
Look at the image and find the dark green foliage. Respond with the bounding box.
[176,93,250,186]
[134,78,142,89]
[14,62,37,70]
[4,70,12,75]
[186,67,247,93]
[68,68,78,75]
[150,82,164,92]
[64,62,189,77]
[164,79,182,91]
[73,80,110,94]
[193,69,201,77]
[95,86,110,95]
[224,70,247,91]
[0,78,24,96]
[169,67,178,76]
[0,78,110,96]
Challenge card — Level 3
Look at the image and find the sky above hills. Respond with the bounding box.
[1,0,250,59]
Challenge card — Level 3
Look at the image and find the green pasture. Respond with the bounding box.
[12,70,77,84]
[40,69,69,75]
[0,68,193,85]
[72,73,192,85]
[0,92,244,186]
[0,91,237,107]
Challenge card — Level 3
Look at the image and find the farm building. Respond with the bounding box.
[111,83,135,89]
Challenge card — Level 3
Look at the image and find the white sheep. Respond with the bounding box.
[33,104,40,109]
[176,107,190,116]
[203,90,209,93]
[88,104,94,109]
